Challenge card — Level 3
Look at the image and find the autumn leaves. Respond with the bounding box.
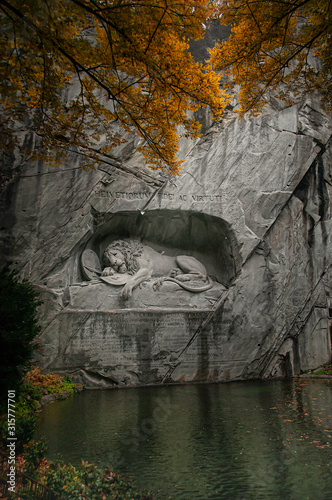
[0,0,330,174]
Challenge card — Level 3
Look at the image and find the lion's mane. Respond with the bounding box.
[103,240,143,275]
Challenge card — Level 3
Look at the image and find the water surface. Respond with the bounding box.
[35,379,332,499]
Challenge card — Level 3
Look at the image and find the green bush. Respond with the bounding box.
[0,268,42,407]
[46,461,153,499]
[21,382,43,403]
[0,390,39,452]
[22,438,48,476]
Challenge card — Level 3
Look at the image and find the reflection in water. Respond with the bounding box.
[35,379,332,499]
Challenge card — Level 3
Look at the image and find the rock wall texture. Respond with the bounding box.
[1,90,331,387]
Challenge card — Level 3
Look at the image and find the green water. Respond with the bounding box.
[35,379,332,499]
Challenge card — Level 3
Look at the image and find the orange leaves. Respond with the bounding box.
[25,367,63,388]
[0,0,228,174]
[2,0,330,174]
[209,0,332,117]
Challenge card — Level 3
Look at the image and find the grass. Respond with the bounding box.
[311,363,332,376]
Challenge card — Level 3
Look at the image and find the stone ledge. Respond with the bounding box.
[36,385,84,409]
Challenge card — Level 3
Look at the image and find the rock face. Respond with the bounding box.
[1,92,331,387]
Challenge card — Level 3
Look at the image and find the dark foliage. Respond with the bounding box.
[0,268,42,408]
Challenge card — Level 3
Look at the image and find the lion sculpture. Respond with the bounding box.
[101,239,213,300]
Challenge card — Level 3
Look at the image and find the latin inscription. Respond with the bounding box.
[94,190,222,203]
[95,191,151,200]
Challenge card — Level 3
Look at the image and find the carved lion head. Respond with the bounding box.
[103,239,143,275]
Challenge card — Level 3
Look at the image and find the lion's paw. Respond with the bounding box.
[170,268,181,278]
[121,284,132,300]
[101,267,114,277]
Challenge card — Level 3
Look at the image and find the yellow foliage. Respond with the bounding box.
[0,0,229,174]
[209,0,331,117]
[3,1,328,173]
[25,367,63,388]
[25,367,77,394]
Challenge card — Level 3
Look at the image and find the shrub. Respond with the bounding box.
[25,367,77,395]
[46,461,153,499]
[0,268,42,408]
[0,389,39,453]
[22,438,48,476]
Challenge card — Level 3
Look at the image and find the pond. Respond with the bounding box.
[35,379,332,500]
